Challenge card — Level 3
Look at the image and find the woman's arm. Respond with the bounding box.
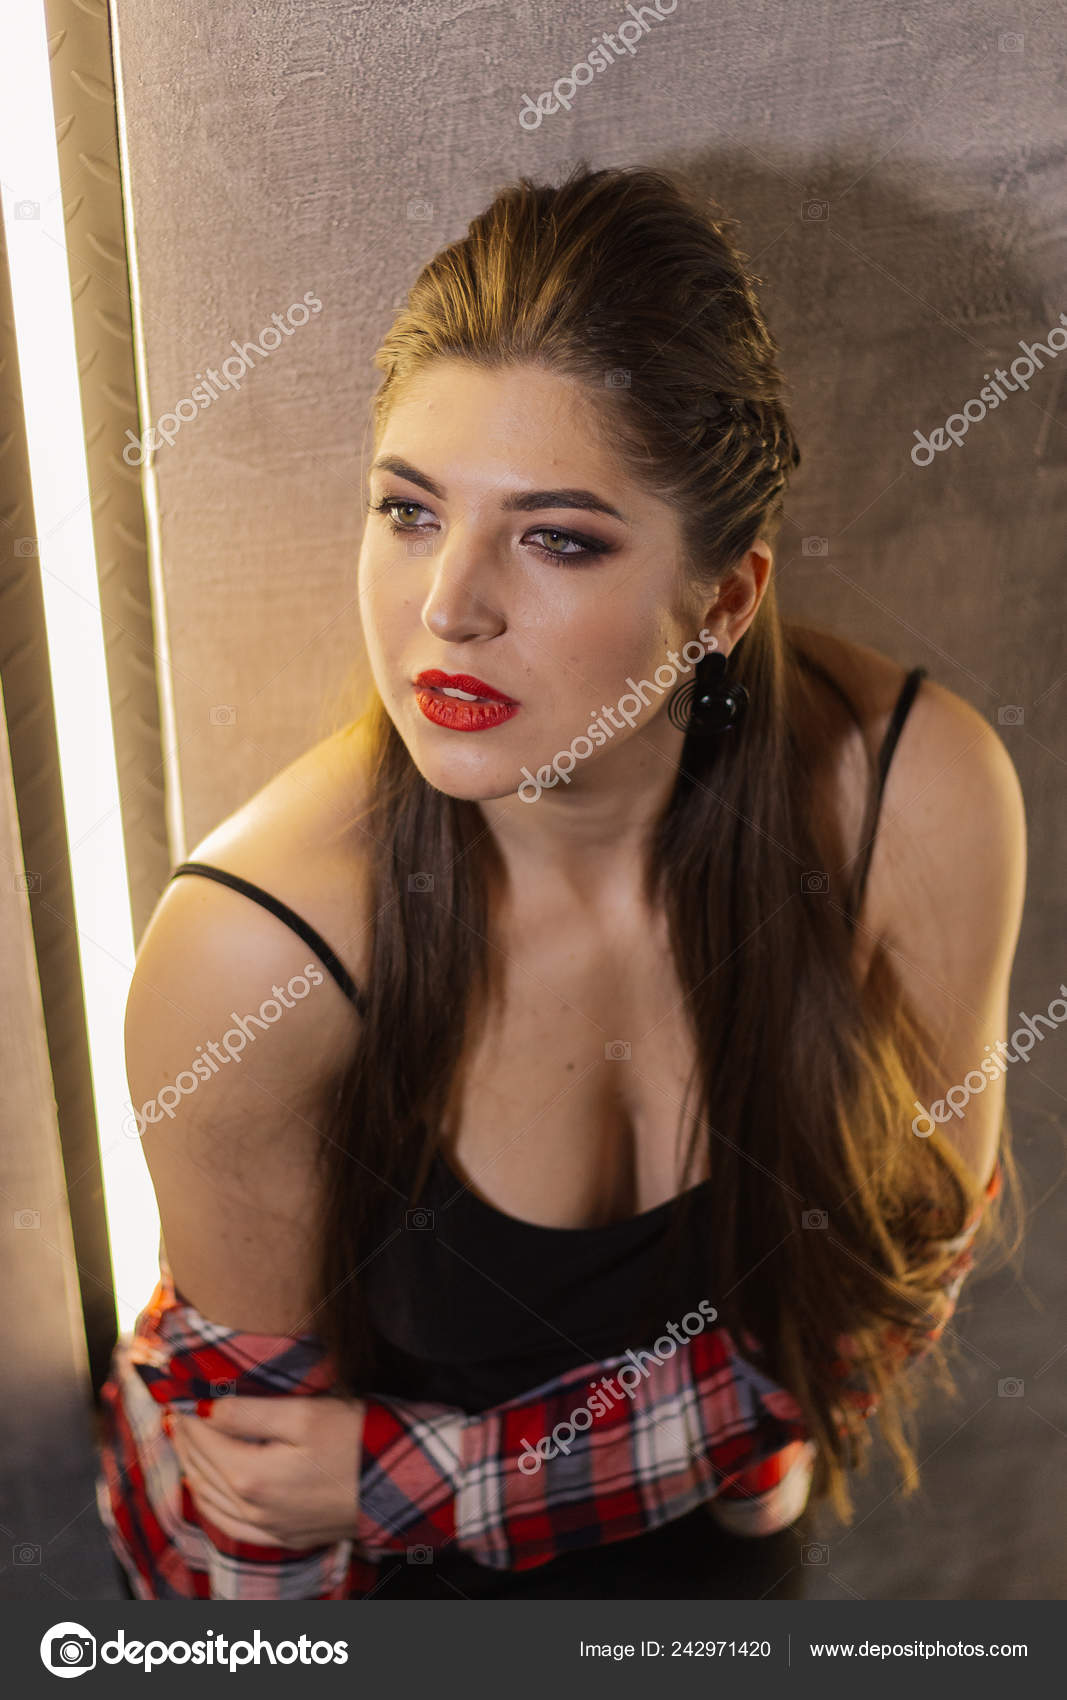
[99,844,368,1597]
[121,861,364,1334]
[813,679,1026,1454]
[857,676,1027,1198]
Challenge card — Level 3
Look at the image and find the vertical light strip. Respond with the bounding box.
[0,1,160,1330]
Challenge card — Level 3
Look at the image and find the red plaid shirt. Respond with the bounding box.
[96,1160,1001,1599]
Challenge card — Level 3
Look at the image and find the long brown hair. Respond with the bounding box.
[316,162,1020,1524]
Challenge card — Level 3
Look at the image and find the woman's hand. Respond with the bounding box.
[164,1394,366,1550]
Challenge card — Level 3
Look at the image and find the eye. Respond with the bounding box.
[526,527,609,561]
[366,496,611,564]
[369,497,432,530]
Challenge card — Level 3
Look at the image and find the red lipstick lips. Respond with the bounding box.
[412,669,520,732]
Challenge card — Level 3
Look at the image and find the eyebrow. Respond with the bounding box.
[369,455,630,525]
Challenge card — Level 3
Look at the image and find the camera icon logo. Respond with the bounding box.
[997,705,1024,726]
[40,1622,96,1677]
[405,1207,435,1231]
[209,704,237,726]
[605,1040,631,1060]
[407,1544,434,1564]
[802,1209,828,1230]
[407,872,434,892]
[801,200,829,221]
[604,368,631,388]
[801,870,829,894]
[15,538,39,555]
[801,537,828,556]
[997,1377,1024,1397]
[801,1541,830,1564]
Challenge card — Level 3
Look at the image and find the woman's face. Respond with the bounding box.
[358,358,733,805]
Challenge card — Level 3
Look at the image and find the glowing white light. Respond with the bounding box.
[0,1,160,1330]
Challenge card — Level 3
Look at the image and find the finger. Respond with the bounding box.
[203,1396,302,1443]
[169,1425,271,1521]
[181,1472,281,1547]
[169,1425,254,1517]
[171,1414,281,1485]
[173,1439,278,1545]
[172,1422,343,1553]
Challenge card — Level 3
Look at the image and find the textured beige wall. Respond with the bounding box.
[110,0,1065,1596]
[110,1,1064,893]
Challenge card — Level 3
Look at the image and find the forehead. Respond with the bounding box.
[375,358,664,515]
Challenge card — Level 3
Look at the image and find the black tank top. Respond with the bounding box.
[167,663,926,1597]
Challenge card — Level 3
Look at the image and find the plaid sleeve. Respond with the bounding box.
[97,1264,814,1593]
[352,1158,1001,1571]
[97,1283,374,1600]
[354,1323,813,1569]
[704,1438,818,1536]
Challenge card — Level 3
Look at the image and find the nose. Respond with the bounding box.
[420,527,506,644]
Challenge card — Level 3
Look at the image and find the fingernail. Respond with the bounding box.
[195,1399,212,1420]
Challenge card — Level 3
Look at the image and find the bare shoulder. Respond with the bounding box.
[184,719,376,994]
[788,625,1026,1188]
[858,657,1027,960]
[124,723,375,1331]
[873,672,1026,1190]
[788,622,1027,947]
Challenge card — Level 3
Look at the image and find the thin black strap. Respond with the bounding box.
[848,667,928,926]
[169,861,367,1016]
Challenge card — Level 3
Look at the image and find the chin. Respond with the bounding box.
[403,740,526,804]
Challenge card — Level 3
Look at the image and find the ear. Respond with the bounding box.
[701,541,773,650]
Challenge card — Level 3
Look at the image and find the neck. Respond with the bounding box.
[476,713,687,909]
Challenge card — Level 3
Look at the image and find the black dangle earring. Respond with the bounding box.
[666,649,749,735]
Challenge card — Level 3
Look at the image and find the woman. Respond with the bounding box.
[97,162,1025,1600]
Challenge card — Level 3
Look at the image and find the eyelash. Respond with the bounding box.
[367,496,611,563]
